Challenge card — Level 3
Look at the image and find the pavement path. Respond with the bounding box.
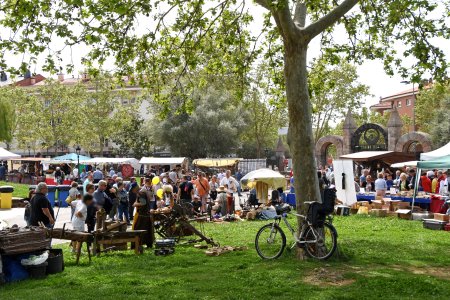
[0,207,73,245]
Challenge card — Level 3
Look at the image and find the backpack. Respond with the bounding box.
[307,188,336,227]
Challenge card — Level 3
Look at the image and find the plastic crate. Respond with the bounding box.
[423,219,447,230]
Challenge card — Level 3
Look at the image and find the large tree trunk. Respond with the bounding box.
[285,43,321,212]
[285,42,321,259]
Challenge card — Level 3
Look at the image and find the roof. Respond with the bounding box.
[340,151,416,165]
[418,155,450,169]
[370,102,392,110]
[80,157,140,169]
[9,157,51,162]
[139,157,187,165]
[14,74,46,87]
[380,87,418,102]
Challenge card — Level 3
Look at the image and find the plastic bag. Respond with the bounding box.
[21,251,49,266]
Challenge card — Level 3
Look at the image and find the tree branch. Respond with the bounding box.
[304,0,359,40]
[254,0,270,10]
[293,1,306,28]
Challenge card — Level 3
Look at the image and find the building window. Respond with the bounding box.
[406,99,411,106]
[397,101,402,108]
[121,99,129,105]
[44,100,51,108]
[130,97,136,104]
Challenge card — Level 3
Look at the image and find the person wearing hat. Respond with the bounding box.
[215,186,227,216]
[162,184,175,207]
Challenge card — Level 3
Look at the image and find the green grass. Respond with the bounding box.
[0,181,30,198]
[1,215,450,299]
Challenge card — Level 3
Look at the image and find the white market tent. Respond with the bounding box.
[390,161,418,168]
[411,141,450,213]
[139,157,187,165]
[420,142,450,161]
[81,157,140,169]
[0,148,21,160]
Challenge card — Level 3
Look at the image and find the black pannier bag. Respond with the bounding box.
[307,188,336,226]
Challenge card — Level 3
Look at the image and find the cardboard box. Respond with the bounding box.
[370,209,388,217]
[387,211,398,218]
[396,209,412,220]
[434,213,450,222]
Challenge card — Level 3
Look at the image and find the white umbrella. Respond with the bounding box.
[240,168,286,189]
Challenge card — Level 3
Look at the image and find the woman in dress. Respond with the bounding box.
[132,190,153,248]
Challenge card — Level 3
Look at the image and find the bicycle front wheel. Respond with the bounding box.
[255,223,286,259]
[303,222,337,260]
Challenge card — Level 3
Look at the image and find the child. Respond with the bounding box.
[386,174,394,190]
[68,181,81,218]
[71,194,94,232]
[116,182,130,225]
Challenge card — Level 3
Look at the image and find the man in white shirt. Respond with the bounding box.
[220,170,238,194]
[440,171,449,195]
[73,167,79,180]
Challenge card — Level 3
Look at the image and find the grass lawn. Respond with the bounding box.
[1,215,450,299]
[0,181,30,198]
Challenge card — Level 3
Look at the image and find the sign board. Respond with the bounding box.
[333,160,357,206]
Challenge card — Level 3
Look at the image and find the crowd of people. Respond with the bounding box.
[357,165,449,197]
[26,167,245,248]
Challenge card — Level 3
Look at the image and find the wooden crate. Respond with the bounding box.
[434,214,450,222]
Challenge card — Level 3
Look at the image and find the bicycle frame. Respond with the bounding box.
[272,212,323,250]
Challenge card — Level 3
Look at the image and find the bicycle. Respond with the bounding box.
[255,201,338,260]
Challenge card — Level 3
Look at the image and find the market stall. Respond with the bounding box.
[193,158,242,169]
[6,157,50,184]
[340,151,416,166]
[80,157,139,178]
[139,157,188,172]
[409,143,450,211]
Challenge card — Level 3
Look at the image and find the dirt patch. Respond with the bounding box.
[303,267,356,287]
[391,265,450,280]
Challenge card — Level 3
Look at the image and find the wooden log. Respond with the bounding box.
[105,222,127,232]
[50,228,93,242]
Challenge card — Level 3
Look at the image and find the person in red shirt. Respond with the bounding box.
[420,171,432,193]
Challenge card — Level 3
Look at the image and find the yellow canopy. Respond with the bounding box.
[193,158,242,168]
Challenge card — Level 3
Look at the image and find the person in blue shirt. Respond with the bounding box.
[386,174,394,190]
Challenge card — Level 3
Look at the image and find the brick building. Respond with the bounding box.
[370,86,418,130]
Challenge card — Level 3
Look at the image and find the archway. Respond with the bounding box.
[395,132,433,159]
[315,135,344,167]
[351,123,388,152]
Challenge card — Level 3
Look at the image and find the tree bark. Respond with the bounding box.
[285,43,321,210]
[285,42,321,260]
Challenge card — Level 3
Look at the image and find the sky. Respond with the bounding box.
[3,1,448,110]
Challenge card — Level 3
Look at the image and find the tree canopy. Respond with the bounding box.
[1,0,449,224]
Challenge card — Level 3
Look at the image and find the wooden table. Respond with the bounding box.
[93,230,148,256]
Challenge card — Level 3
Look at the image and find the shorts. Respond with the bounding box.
[199,194,208,205]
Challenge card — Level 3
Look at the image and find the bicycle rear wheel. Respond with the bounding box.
[255,223,286,259]
[303,222,337,260]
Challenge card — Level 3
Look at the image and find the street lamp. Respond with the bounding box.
[400,80,416,131]
[27,144,31,157]
[264,148,270,168]
[76,145,81,182]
